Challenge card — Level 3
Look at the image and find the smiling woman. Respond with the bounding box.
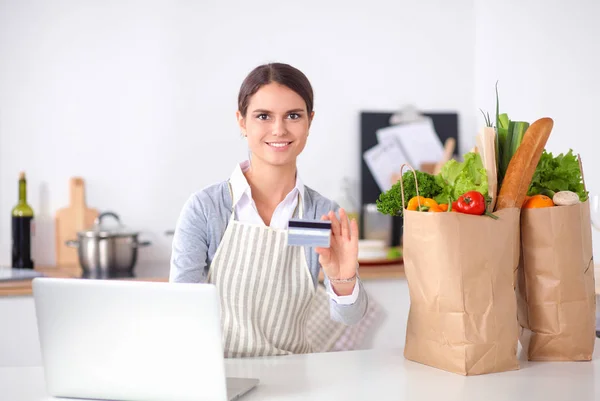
[169,62,368,358]
[235,65,313,224]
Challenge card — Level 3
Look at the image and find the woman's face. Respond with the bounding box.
[237,82,313,168]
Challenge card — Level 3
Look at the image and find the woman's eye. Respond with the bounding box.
[288,113,300,120]
[257,114,269,120]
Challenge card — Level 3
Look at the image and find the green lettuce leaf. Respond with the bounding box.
[528,149,588,201]
[434,152,489,204]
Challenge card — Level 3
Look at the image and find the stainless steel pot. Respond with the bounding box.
[66,211,151,276]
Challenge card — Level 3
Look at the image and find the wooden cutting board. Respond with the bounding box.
[55,177,99,267]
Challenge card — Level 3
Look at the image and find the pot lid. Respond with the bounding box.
[79,211,138,238]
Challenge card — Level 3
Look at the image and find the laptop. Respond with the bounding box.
[32,277,259,401]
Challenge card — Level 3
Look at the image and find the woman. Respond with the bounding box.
[169,62,368,358]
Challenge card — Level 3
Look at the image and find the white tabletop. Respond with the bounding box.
[2,340,599,401]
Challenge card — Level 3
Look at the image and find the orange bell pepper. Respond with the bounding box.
[428,204,443,212]
[407,196,426,211]
[407,196,439,212]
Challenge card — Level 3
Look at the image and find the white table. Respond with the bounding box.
[3,340,599,401]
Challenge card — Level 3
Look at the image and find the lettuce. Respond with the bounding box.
[375,152,490,213]
[528,149,588,201]
[434,152,489,204]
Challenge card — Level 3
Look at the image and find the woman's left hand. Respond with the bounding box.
[315,208,359,296]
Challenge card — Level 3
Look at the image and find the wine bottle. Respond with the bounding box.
[11,172,35,269]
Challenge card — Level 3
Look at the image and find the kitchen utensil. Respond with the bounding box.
[66,211,151,275]
[55,178,99,266]
[358,239,388,260]
[358,239,403,266]
[361,204,392,246]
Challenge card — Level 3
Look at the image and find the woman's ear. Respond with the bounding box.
[236,110,247,137]
[308,111,315,129]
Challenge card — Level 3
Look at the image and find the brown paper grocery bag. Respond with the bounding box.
[403,208,521,375]
[517,200,596,361]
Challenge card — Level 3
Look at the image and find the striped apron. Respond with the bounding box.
[207,184,346,357]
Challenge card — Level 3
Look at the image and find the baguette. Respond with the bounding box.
[495,117,553,210]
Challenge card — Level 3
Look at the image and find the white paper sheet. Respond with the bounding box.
[363,141,410,192]
[375,118,443,170]
[375,126,399,147]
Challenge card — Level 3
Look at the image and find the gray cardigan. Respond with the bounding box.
[169,181,368,325]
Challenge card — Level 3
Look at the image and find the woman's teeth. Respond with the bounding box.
[267,142,291,148]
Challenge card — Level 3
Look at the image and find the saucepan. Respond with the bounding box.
[66,211,151,276]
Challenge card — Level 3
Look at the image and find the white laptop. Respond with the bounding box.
[32,277,259,401]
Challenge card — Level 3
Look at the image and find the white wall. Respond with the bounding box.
[0,0,476,266]
[474,0,600,258]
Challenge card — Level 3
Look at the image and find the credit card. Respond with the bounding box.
[287,219,331,248]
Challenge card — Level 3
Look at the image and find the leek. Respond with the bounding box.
[510,121,529,158]
[501,121,515,180]
[495,82,501,183]
[487,81,530,188]
[497,113,510,152]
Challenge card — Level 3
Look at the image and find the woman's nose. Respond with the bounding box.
[272,118,288,136]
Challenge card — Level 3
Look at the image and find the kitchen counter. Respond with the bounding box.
[0,263,171,297]
[0,263,405,297]
[2,263,597,297]
[2,339,599,401]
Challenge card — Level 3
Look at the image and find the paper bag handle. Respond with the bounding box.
[578,154,587,193]
[398,163,421,211]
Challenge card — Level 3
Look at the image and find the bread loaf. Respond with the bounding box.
[495,117,553,210]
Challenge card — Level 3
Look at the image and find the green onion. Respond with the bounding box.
[495,82,501,181]
[498,113,510,130]
[510,121,529,158]
[480,109,492,127]
[501,121,515,180]
[487,81,530,188]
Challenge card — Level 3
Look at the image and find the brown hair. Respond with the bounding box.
[237,63,314,117]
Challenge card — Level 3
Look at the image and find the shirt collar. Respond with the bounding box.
[229,160,305,206]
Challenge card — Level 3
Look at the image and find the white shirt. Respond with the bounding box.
[229,161,359,304]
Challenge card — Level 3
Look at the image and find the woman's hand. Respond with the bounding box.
[315,208,359,296]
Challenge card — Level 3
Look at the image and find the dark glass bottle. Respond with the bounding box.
[11,172,34,269]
